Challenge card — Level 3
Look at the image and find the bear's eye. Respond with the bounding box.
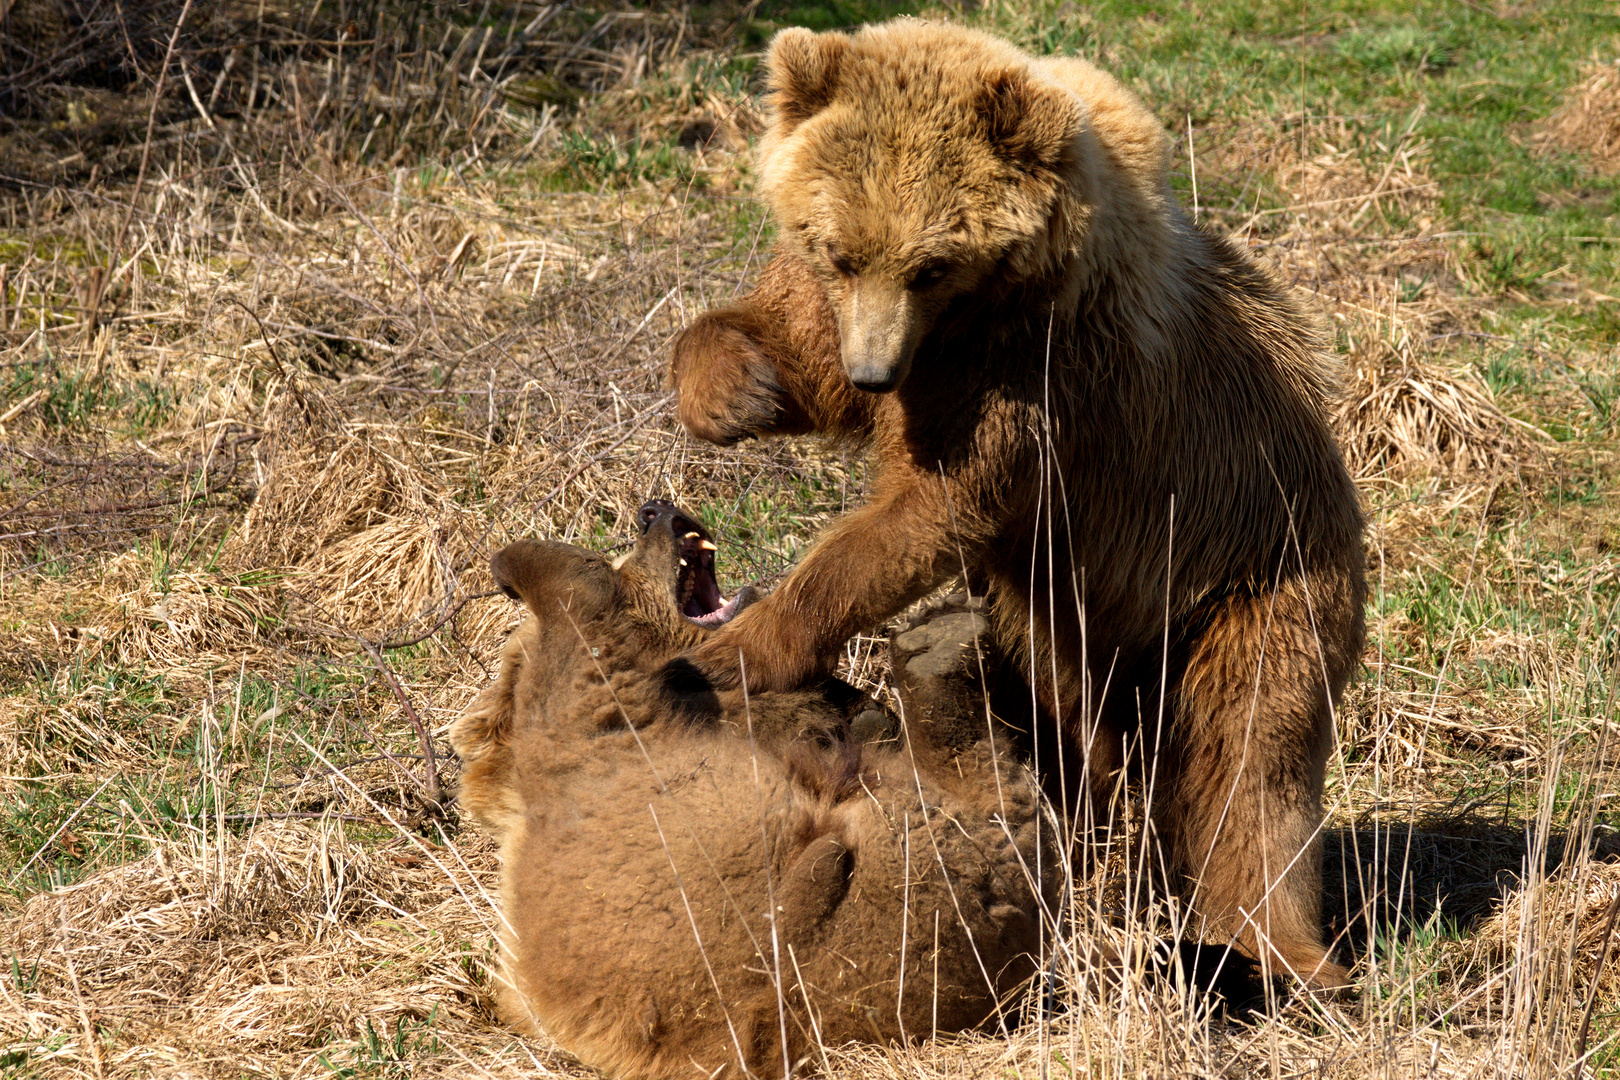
[825,245,857,279]
[908,261,952,290]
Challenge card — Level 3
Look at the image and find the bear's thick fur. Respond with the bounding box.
[669,21,1365,990]
[451,501,1054,1080]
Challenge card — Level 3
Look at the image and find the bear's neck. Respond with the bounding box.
[938,209,1207,361]
[1052,121,1211,345]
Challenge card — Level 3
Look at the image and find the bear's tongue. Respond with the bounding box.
[687,592,745,628]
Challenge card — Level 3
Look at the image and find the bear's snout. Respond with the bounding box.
[838,277,924,393]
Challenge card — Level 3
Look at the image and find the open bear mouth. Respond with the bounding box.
[676,527,745,627]
[638,500,746,628]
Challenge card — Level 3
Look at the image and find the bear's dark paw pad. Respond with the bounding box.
[658,657,722,722]
[888,594,997,754]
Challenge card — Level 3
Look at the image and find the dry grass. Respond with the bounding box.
[1335,339,1547,484]
[1197,113,1441,237]
[2,2,1618,1078]
[1537,62,1620,177]
[0,822,578,1078]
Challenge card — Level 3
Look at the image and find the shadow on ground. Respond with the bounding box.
[1323,813,1619,957]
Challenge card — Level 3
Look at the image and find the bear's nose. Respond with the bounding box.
[846,365,901,392]
[637,499,710,542]
[638,499,678,533]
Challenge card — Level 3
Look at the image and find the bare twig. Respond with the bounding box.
[379,589,500,650]
[111,0,197,269]
[357,637,443,811]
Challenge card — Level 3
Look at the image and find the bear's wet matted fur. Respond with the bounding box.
[668,21,1365,990]
[451,501,1055,1080]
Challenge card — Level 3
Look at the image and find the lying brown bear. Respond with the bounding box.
[451,500,1055,1080]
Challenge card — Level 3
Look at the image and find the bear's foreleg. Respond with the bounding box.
[680,466,997,693]
[1156,567,1362,991]
[671,255,874,446]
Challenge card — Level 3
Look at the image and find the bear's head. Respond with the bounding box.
[490,499,752,674]
[758,20,1084,392]
[453,501,757,834]
[473,502,750,740]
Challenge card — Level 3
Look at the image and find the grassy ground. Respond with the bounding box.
[1,0,1617,1076]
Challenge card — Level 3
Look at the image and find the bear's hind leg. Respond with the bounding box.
[1157,572,1360,991]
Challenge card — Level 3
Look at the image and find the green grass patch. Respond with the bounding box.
[542,131,707,192]
[318,1009,445,1079]
[0,649,415,900]
[974,0,1619,304]
[739,0,921,44]
[3,357,180,436]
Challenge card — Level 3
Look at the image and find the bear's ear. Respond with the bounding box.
[979,69,1080,174]
[767,27,850,130]
[490,539,615,623]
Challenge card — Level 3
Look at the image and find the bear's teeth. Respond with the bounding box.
[697,539,717,551]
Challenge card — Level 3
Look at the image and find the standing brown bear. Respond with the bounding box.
[669,20,1365,990]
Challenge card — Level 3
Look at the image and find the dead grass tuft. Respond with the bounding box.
[0,820,591,1078]
[234,394,482,638]
[1196,114,1439,236]
[102,554,284,668]
[1334,339,1547,483]
[1535,61,1620,176]
[1338,671,1538,778]
[1467,859,1620,1018]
